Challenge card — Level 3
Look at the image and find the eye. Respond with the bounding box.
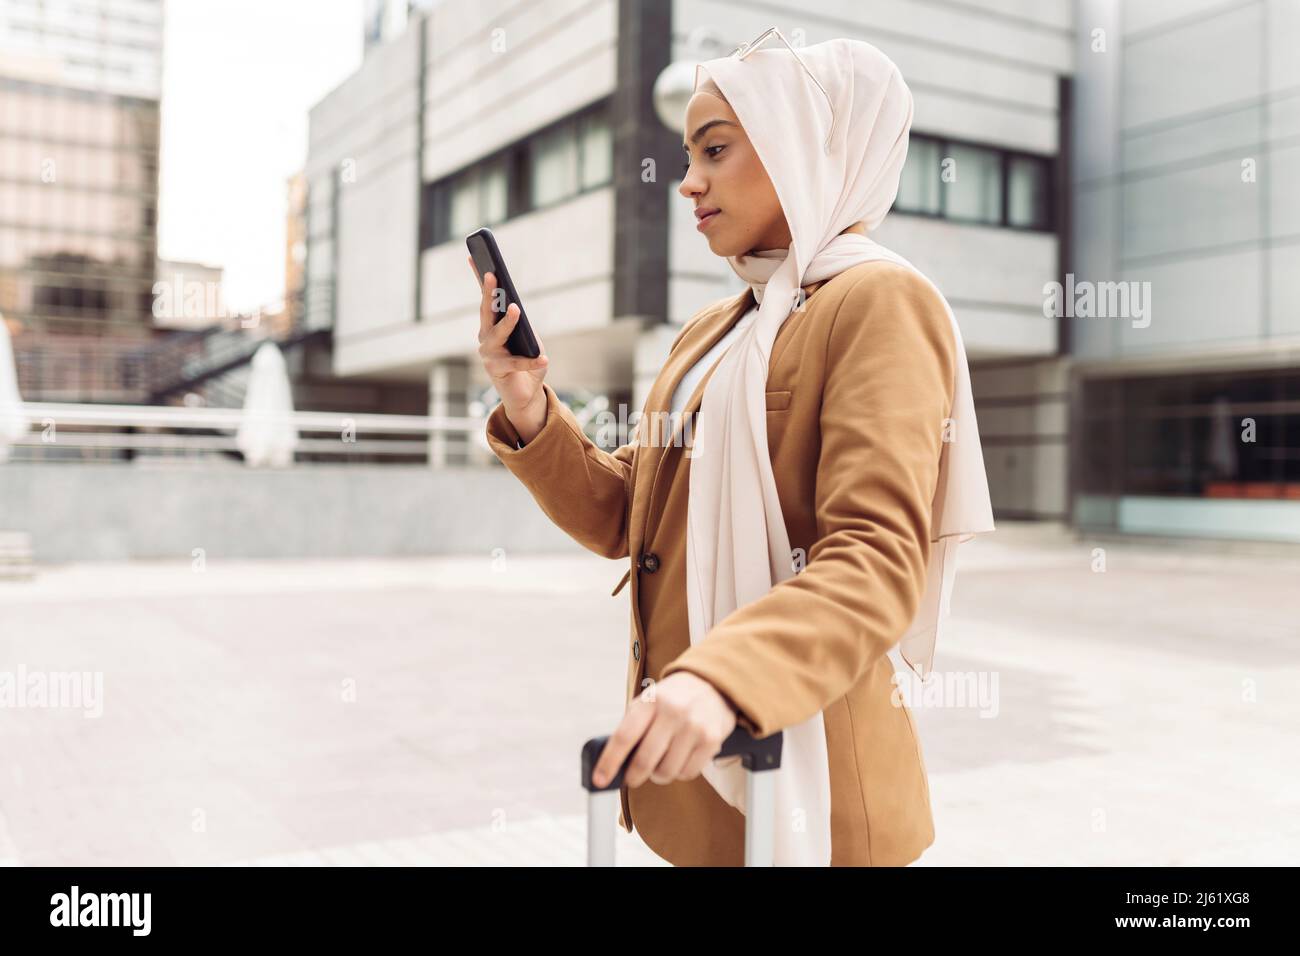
[682,144,725,173]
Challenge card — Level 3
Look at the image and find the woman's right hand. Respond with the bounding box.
[470,254,550,443]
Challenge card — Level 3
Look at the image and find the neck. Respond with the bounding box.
[744,221,867,257]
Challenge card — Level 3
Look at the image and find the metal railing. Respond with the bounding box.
[5,401,489,464]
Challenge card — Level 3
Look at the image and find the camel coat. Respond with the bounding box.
[484,259,958,866]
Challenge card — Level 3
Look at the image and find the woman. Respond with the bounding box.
[471,32,994,866]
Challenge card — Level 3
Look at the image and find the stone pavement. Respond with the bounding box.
[0,522,1296,866]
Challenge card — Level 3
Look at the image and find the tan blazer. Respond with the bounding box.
[485,259,958,866]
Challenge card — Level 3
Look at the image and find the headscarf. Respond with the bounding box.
[684,34,996,865]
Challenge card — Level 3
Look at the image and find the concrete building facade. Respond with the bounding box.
[1071,0,1300,542]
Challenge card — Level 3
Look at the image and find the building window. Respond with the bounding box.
[528,122,579,209]
[896,136,940,215]
[944,142,1002,223]
[1079,368,1300,499]
[448,173,480,240]
[892,132,1052,231]
[481,154,508,224]
[443,154,509,240]
[1007,155,1049,229]
[578,109,612,191]
[421,98,612,249]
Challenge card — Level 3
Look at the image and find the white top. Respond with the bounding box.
[669,303,758,416]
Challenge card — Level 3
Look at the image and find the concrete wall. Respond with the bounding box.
[0,464,580,563]
[421,0,619,182]
[971,357,1071,520]
[305,21,424,374]
[1072,0,1299,368]
[870,216,1060,360]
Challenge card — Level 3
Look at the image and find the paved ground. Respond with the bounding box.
[0,522,1297,866]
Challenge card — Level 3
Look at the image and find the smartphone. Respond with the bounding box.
[466,227,540,358]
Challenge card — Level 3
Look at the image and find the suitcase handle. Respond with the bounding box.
[581,726,783,793]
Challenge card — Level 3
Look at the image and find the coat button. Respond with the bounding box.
[639,552,660,573]
[632,639,640,661]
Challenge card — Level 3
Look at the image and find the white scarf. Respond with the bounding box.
[685,36,996,865]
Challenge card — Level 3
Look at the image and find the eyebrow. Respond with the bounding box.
[682,118,739,151]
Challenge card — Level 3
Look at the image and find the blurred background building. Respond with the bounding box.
[1071,0,1299,542]
[303,0,1072,508]
[2,1,1293,874]
[1,0,1296,559]
[0,0,421,414]
[151,257,224,331]
[0,0,163,402]
[302,0,1299,543]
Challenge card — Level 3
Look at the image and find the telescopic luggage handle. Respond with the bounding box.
[581,725,782,791]
[581,726,783,866]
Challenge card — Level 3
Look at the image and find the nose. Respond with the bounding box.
[678,161,703,199]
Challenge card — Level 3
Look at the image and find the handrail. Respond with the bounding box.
[17,402,482,434]
[1,399,490,464]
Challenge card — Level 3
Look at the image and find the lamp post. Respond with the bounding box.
[651,27,732,135]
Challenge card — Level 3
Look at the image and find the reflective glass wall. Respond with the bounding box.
[0,76,160,336]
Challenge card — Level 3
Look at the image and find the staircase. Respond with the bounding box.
[143,321,328,404]
[12,289,328,406]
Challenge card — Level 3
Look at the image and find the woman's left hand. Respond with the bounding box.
[591,672,738,788]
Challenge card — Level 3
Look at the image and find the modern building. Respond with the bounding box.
[305,0,1077,512]
[152,257,225,331]
[1070,0,1300,543]
[363,0,439,54]
[284,171,307,330]
[0,0,164,339]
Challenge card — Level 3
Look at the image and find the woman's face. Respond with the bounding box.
[678,91,791,257]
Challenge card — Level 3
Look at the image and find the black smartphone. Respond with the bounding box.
[466,227,540,358]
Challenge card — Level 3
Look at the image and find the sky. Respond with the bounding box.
[157,0,367,312]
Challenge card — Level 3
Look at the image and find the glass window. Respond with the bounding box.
[17,184,40,226]
[0,230,17,271]
[528,121,577,209]
[448,169,480,238]
[578,110,611,190]
[1008,155,1049,229]
[421,180,447,247]
[88,100,116,144]
[11,89,36,136]
[116,151,141,190]
[943,143,1002,223]
[480,155,508,225]
[1080,369,1300,498]
[895,136,940,214]
[421,99,612,245]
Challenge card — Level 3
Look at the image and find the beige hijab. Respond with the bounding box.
[685,35,996,865]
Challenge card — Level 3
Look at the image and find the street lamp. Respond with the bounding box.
[651,27,732,134]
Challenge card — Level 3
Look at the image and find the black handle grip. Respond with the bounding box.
[581,726,783,793]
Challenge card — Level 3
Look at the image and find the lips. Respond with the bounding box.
[695,208,721,230]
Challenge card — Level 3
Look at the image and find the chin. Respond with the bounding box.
[707,233,744,258]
